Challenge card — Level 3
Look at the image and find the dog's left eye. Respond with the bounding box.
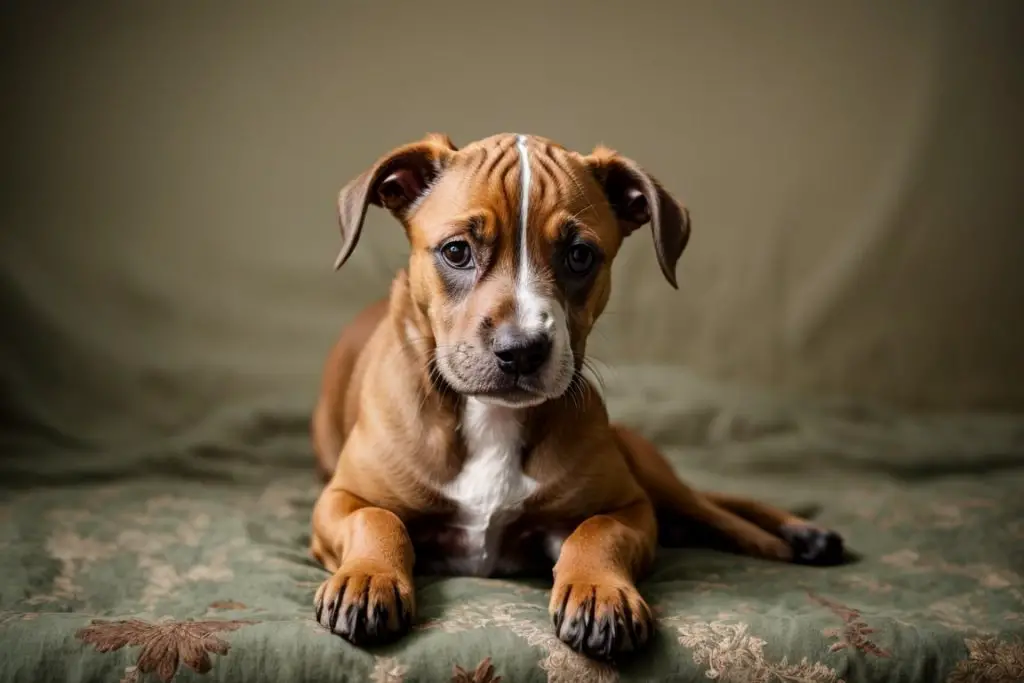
[441,241,474,269]
[565,243,596,275]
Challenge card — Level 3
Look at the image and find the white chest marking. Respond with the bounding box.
[441,398,538,577]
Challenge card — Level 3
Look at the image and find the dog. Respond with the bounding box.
[309,132,844,660]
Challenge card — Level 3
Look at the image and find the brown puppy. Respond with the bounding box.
[310,133,844,660]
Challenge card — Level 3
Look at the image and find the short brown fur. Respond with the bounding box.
[310,133,844,659]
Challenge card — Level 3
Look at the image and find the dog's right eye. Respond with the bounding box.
[440,241,474,269]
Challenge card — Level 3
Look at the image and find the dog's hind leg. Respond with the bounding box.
[702,491,809,534]
[612,424,791,560]
[701,491,845,565]
[611,424,845,566]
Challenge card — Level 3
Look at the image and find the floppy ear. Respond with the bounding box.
[582,145,691,288]
[333,133,458,270]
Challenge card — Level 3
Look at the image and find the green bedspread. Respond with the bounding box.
[1,368,1022,682]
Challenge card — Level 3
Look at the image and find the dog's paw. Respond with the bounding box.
[780,523,845,566]
[550,575,653,660]
[314,562,413,646]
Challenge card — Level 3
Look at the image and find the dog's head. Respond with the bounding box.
[334,133,690,408]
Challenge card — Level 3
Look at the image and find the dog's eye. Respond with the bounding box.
[565,243,596,275]
[441,241,474,269]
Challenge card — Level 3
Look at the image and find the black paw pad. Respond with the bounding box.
[780,524,845,566]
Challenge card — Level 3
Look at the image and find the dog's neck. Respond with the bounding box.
[387,279,456,405]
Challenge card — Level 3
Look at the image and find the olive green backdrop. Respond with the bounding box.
[3,1,1023,451]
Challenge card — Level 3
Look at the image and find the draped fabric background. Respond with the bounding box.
[2,5,1024,681]
[1,0,1023,454]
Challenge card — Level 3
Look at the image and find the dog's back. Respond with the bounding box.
[312,297,389,479]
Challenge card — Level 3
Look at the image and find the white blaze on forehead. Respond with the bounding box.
[515,135,533,291]
[514,134,553,334]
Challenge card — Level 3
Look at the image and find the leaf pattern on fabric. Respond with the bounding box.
[419,601,617,683]
[675,619,845,683]
[451,657,503,683]
[0,611,39,627]
[33,501,244,611]
[881,550,1022,589]
[946,636,1024,683]
[461,577,547,598]
[537,644,618,683]
[416,601,505,633]
[2,458,1021,681]
[489,604,618,683]
[1007,590,1024,621]
[917,594,1005,635]
[42,531,118,602]
[370,656,409,683]
[809,593,891,657]
[836,575,894,595]
[75,618,256,683]
[116,520,240,609]
[842,492,1003,532]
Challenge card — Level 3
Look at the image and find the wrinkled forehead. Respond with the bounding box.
[413,134,618,247]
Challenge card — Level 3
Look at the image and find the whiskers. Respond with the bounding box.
[561,365,589,413]
[558,354,613,414]
[581,355,611,394]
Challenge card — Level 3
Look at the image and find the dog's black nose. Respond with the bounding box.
[493,325,552,376]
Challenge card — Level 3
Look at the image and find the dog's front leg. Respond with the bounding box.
[310,487,415,646]
[550,497,658,660]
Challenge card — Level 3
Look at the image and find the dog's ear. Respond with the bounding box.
[582,145,691,289]
[333,133,458,270]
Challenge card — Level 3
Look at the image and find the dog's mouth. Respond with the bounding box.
[471,384,549,408]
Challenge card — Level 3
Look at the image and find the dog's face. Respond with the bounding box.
[334,133,690,408]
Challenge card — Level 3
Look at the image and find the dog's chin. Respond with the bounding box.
[466,371,578,409]
[472,390,549,409]
[440,372,569,409]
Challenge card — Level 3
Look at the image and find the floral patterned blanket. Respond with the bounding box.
[1,368,1022,682]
